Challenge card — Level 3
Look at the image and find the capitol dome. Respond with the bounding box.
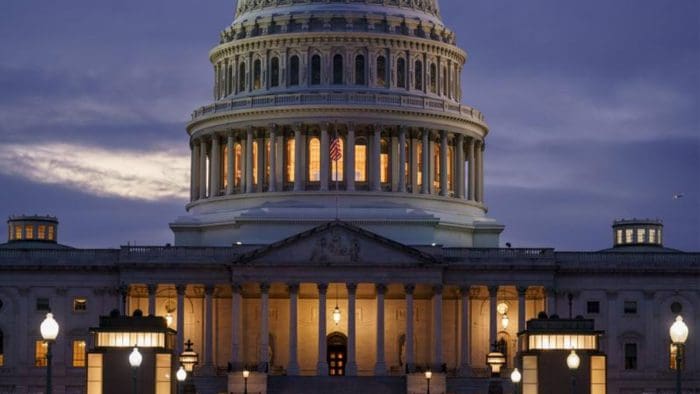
[171,0,504,247]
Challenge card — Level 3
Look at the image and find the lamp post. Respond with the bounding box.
[669,315,689,394]
[176,365,187,394]
[486,345,506,394]
[566,350,580,394]
[424,370,432,394]
[128,345,143,394]
[40,312,60,394]
[179,339,199,372]
[510,367,521,394]
[243,369,250,394]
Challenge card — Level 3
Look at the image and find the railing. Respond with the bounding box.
[191,92,485,123]
[442,248,555,260]
[555,251,700,269]
[119,246,256,263]
[0,249,119,265]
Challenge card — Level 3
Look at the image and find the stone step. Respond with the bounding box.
[267,376,407,394]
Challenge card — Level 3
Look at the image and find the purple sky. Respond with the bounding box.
[0,0,698,251]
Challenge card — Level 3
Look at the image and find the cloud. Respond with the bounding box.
[0,143,189,201]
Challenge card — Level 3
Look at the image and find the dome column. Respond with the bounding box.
[245,127,254,193]
[398,126,407,193]
[199,139,208,199]
[190,142,199,201]
[421,129,430,194]
[268,125,277,192]
[478,141,485,203]
[320,124,330,192]
[346,125,355,191]
[467,137,475,201]
[439,130,448,196]
[455,134,465,199]
[211,135,221,197]
[226,133,235,195]
[410,130,419,193]
[287,283,300,375]
[259,283,270,370]
[431,285,443,369]
[293,124,304,192]
[256,132,265,192]
[371,125,382,192]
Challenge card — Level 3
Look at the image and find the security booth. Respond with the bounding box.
[515,316,607,394]
[86,310,177,394]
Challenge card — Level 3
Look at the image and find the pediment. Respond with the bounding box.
[235,221,437,266]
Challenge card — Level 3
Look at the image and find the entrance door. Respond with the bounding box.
[327,332,347,376]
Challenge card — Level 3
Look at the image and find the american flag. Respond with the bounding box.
[330,137,342,161]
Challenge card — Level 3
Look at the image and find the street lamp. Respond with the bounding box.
[510,367,522,394]
[176,365,187,394]
[424,370,432,394]
[128,345,143,394]
[243,369,250,394]
[40,312,60,394]
[179,339,199,372]
[669,315,689,394]
[486,347,506,394]
[566,350,580,394]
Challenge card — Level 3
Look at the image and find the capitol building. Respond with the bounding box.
[0,0,697,393]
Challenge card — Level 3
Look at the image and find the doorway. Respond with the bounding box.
[327,332,347,376]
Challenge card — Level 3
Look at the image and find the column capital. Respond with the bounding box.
[269,123,278,130]
[375,283,387,295]
[456,133,465,143]
[230,283,242,294]
[317,283,328,294]
[469,287,481,298]
[347,122,355,132]
[287,283,300,294]
[147,284,158,295]
[346,283,358,294]
[404,283,415,295]
[432,284,443,295]
[487,285,499,296]
[175,284,187,296]
[260,282,270,293]
[459,285,471,295]
[204,284,216,296]
[517,286,528,296]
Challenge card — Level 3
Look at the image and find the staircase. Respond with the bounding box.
[267,376,406,394]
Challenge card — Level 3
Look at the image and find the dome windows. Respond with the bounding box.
[612,219,664,248]
[253,59,262,90]
[7,215,59,244]
[238,63,246,92]
[429,63,437,93]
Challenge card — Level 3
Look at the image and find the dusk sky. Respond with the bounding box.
[0,0,697,250]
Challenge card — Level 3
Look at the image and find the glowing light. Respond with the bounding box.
[165,313,173,327]
[510,367,521,383]
[670,315,689,344]
[501,313,509,329]
[129,346,143,368]
[566,350,580,370]
[40,312,60,341]
[333,306,341,325]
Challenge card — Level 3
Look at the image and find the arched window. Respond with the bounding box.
[238,62,246,92]
[253,59,262,90]
[397,58,406,88]
[289,55,300,86]
[430,63,437,93]
[286,137,295,183]
[234,143,242,188]
[0,329,4,366]
[331,137,344,182]
[355,138,367,182]
[311,55,322,85]
[333,54,343,85]
[308,137,321,181]
[355,55,365,85]
[270,57,280,88]
[415,60,423,91]
[380,138,390,183]
[376,56,386,87]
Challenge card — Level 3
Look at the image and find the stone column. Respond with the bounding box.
[410,132,419,193]
[398,126,407,192]
[459,285,470,375]
[269,125,277,192]
[147,284,157,317]
[545,287,557,316]
[432,285,443,368]
[320,124,330,191]
[317,283,329,375]
[517,286,527,334]
[256,134,265,193]
[467,138,475,201]
[190,143,198,201]
[374,283,387,375]
[421,129,430,194]
[259,282,270,370]
[439,130,448,196]
[287,283,300,375]
[230,284,242,369]
[346,283,358,375]
[211,136,221,197]
[488,285,498,349]
[372,125,382,191]
[204,285,215,369]
[226,134,235,195]
[405,284,415,372]
[176,284,186,353]
[346,126,355,191]
[245,127,254,193]
[199,139,208,199]
[456,134,465,199]
[478,141,485,203]
[294,125,304,192]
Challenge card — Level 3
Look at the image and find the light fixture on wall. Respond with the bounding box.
[332,284,341,325]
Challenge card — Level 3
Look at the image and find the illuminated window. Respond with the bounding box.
[591,355,606,394]
[252,141,259,185]
[429,63,437,93]
[73,297,88,312]
[333,54,343,85]
[311,55,321,85]
[270,57,280,88]
[73,340,86,367]
[649,229,656,244]
[404,142,410,187]
[156,354,172,394]
[417,141,423,186]
[523,355,538,394]
[355,55,365,85]
[616,229,622,244]
[355,140,367,182]
[87,353,103,393]
[623,301,637,314]
[286,138,295,182]
[625,229,633,243]
[624,343,637,370]
[47,225,55,241]
[308,137,321,181]
[35,340,48,367]
[331,138,344,181]
[637,229,645,243]
[376,56,386,86]
[14,225,21,240]
[25,225,34,240]
[253,59,261,90]
[0,329,4,367]
[289,55,300,86]
[37,225,46,240]
[36,298,50,311]
[234,143,242,188]
[222,143,229,189]
[397,58,406,88]
[238,62,246,92]
[380,139,389,183]
[587,301,600,314]
[414,60,423,90]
